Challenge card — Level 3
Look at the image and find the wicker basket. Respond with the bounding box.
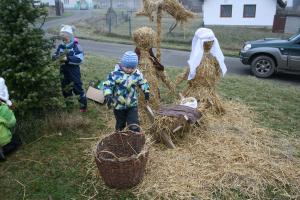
[94,131,149,189]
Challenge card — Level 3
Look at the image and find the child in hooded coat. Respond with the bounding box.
[52,25,87,112]
[103,51,150,132]
[0,77,21,161]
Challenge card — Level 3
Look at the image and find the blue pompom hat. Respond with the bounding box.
[120,51,138,68]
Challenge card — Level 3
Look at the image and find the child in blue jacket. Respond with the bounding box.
[103,51,150,132]
[53,25,87,112]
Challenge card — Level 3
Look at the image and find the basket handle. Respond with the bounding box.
[99,150,119,160]
[125,124,143,133]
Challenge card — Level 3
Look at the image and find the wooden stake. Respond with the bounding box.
[160,132,176,149]
[173,125,183,133]
[156,6,162,61]
[145,105,176,149]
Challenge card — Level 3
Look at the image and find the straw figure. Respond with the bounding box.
[133,27,175,112]
[137,0,194,60]
[176,28,227,115]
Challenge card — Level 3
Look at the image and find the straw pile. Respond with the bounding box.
[133,101,300,199]
[163,0,195,25]
[137,0,195,24]
[149,115,192,143]
[137,0,195,61]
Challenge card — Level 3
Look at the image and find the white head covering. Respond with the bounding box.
[187,28,227,80]
[60,24,75,37]
[0,77,12,106]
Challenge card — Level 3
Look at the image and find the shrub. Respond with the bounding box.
[0,0,63,117]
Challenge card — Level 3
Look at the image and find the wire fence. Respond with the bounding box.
[75,8,203,43]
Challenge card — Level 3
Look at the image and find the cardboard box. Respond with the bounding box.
[86,86,105,104]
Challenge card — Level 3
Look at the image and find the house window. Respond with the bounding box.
[244,5,256,18]
[220,5,232,18]
[64,0,69,4]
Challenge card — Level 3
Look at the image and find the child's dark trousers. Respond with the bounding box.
[60,65,87,109]
[113,107,140,132]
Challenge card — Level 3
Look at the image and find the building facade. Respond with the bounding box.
[203,0,286,26]
[62,0,93,9]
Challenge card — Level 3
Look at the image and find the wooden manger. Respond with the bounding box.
[146,103,201,149]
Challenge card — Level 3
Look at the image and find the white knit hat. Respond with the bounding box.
[60,24,75,37]
[0,77,12,106]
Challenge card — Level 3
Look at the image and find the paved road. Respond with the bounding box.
[44,10,300,86]
[79,39,300,86]
[78,39,245,72]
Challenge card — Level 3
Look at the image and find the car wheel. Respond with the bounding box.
[251,55,275,78]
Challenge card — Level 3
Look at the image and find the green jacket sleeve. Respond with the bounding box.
[0,103,15,146]
[0,103,16,128]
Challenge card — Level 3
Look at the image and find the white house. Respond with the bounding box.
[62,0,93,9]
[203,0,287,27]
[40,0,55,5]
[42,0,93,9]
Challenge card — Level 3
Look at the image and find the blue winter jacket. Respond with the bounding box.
[103,65,150,110]
[53,42,84,66]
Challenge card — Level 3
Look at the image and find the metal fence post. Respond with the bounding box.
[129,16,132,37]
[109,15,112,33]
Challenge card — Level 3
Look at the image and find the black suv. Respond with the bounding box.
[240,33,300,78]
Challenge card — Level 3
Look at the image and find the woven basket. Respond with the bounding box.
[94,131,149,189]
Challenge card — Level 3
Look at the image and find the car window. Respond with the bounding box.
[288,34,300,41]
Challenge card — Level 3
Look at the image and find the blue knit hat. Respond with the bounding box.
[120,51,138,68]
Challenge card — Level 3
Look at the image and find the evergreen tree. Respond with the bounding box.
[0,0,62,116]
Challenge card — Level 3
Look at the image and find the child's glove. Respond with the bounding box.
[52,54,59,61]
[144,92,150,103]
[59,55,68,63]
[105,95,113,109]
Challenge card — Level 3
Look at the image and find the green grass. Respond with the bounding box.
[1,54,299,199]
[48,9,293,56]
[37,12,73,23]
[46,12,73,21]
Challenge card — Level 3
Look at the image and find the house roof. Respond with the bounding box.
[277,0,287,8]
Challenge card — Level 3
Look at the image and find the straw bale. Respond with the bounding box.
[133,101,300,199]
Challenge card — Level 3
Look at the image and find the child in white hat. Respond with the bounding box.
[52,25,87,112]
[0,77,21,161]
